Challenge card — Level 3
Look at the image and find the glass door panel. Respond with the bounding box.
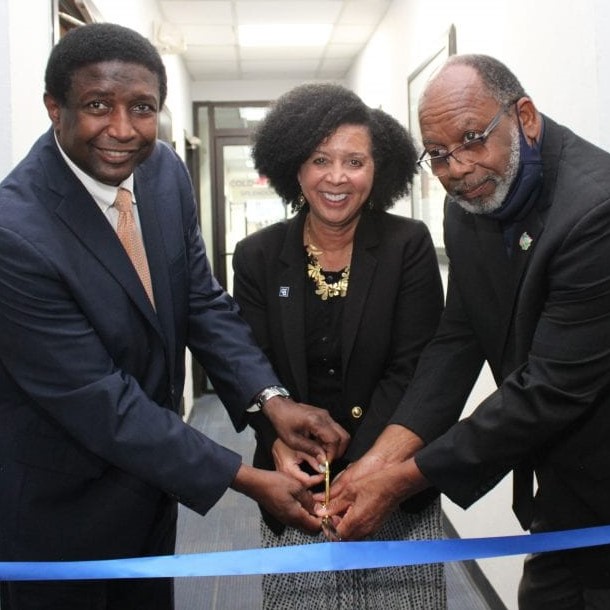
[221,142,292,293]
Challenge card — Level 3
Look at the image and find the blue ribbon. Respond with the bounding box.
[2,525,610,581]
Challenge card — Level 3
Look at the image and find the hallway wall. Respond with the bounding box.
[348,0,606,149]
[1,0,53,178]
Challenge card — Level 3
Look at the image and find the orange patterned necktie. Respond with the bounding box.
[114,187,155,308]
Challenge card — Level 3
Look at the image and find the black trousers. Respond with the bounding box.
[0,577,174,610]
[519,549,610,609]
[519,514,610,610]
[1,497,177,610]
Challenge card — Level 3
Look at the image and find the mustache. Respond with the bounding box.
[450,174,499,197]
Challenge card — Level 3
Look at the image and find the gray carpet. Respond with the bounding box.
[175,394,504,609]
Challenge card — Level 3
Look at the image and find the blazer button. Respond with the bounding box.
[351,406,363,419]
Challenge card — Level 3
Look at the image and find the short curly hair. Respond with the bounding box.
[252,83,417,211]
[45,23,167,108]
[442,54,527,106]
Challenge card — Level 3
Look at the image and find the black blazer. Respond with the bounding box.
[392,117,610,584]
[233,210,444,531]
[0,129,280,561]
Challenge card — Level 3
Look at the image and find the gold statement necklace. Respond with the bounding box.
[305,218,350,300]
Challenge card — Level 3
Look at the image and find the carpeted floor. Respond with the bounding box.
[175,394,504,609]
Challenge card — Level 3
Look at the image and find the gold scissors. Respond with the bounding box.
[321,460,341,541]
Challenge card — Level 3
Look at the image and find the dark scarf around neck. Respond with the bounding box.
[488,118,544,254]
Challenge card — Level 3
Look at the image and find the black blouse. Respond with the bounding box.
[304,264,349,478]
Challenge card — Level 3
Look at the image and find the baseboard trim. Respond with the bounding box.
[442,512,509,610]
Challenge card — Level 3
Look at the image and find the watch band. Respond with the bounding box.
[246,385,291,413]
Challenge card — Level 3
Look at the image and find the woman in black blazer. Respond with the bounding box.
[233,83,445,609]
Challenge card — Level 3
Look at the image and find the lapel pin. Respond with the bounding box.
[279,286,290,298]
[519,232,533,251]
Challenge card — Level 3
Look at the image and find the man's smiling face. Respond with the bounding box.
[44,60,160,186]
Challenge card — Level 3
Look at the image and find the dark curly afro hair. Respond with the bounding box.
[252,83,417,211]
[45,22,167,108]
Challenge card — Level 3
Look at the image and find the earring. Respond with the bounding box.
[294,192,307,212]
[367,199,374,211]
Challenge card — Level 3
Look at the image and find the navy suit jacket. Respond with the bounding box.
[392,117,610,583]
[0,129,279,561]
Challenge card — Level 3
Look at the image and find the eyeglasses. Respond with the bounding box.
[417,103,515,177]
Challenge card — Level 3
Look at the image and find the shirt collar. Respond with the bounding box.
[53,131,135,210]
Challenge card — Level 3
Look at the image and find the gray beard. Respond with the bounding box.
[452,124,521,215]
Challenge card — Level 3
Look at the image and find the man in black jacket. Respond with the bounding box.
[326,54,610,608]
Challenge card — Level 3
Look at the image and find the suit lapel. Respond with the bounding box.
[511,208,544,291]
[46,142,164,337]
[341,214,377,375]
[474,215,515,315]
[278,215,308,399]
[474,198,546,365]
[133,163,176,374]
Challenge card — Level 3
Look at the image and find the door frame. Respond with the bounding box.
[193,101,271,289]
[211,134,252,289]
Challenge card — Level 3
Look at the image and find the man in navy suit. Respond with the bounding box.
[325,54,610,608]
[0,23,348,610]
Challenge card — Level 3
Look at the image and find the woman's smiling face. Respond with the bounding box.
[298,123,375,228]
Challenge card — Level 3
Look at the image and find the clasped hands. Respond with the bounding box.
[268,424,430,541]
[245,398,429,540]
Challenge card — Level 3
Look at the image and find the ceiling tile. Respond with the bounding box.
[240,46,324,61]
[187,59,241,77]
[181,24,236,45]
[235,1,343,25]
[339,0,391,24]
[186,44,237,61]
[155,0,382,82]
[242,58,320,72]
[160,0,232,23]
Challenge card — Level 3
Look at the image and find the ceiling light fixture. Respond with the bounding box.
[238,24,332,47]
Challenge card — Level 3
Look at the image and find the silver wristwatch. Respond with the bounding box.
[246,385,291,413]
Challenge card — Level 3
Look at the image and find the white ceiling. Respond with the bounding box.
[156,0,392,81]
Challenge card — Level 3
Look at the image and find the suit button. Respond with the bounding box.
[351,406,363,419]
